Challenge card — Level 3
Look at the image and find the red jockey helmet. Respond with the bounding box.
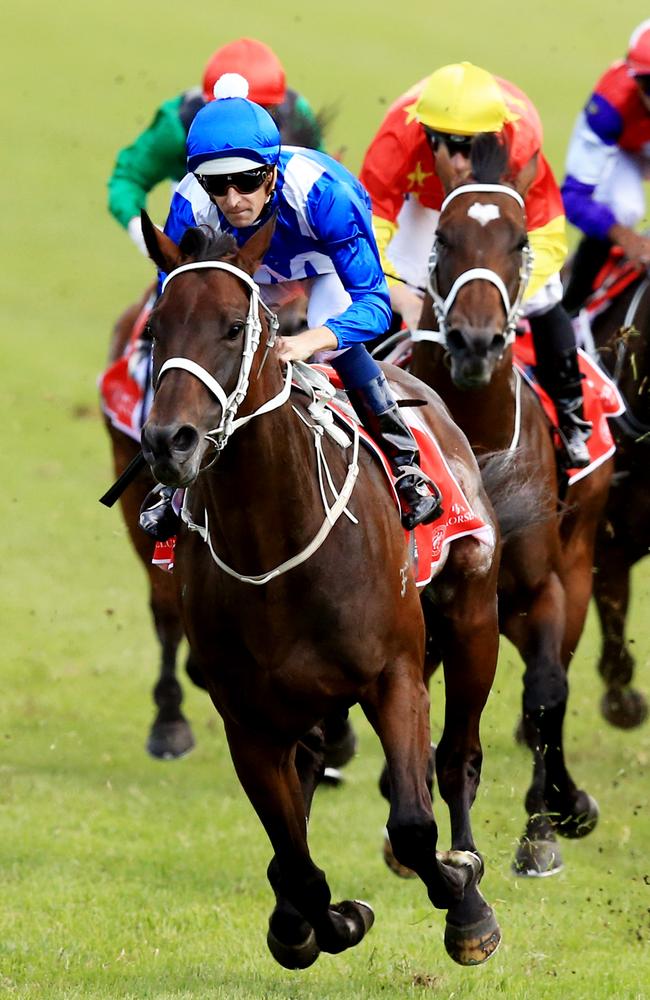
[202,38,287,105]
[627,19,650,75]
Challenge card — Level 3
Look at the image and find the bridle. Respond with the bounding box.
[415,183,534,349]
[156,260,284,453]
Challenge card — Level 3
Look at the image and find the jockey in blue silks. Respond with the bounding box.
[140,74,441,537]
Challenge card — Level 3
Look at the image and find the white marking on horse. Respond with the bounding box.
[467,202,501,226]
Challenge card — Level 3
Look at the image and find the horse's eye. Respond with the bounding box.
[515,237,529,252]
[436,232,449,249]
[227,322,245,341]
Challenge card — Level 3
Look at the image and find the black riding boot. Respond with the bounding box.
[346,373,443,529]
[562,236,611,317]
[139,484,179,541]
[529,305,592,469]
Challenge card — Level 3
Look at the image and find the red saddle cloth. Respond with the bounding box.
[153,368,495,589]
[513,330,624,485]
[99,302,152,441]
[586,247,644,318]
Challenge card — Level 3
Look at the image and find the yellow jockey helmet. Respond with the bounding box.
[415,62,512,136]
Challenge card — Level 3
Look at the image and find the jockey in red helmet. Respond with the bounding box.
[107,39,323,255]
[562,21,650,313]
[360,62,591,469]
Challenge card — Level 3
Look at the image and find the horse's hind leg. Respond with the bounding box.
[109,427,194,758]
[593,537,648,729]
[224,723,373,968]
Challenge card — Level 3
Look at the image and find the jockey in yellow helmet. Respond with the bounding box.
[360,62,591,468]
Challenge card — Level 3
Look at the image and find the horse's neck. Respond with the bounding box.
[410,342,517,451]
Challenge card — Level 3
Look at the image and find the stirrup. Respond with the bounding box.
[139,485,179,541]
[394,467,443,530]
[556,424,592,470]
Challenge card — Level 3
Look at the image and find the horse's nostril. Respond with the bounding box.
[491,334,506,353]
[447,328,466,352]
[171,424,200,455]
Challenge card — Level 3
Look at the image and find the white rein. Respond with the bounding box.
[156,260,359,585]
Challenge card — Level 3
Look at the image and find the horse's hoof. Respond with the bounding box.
[555,793,599,840]
[334,900,375,944]
[444,908,501,966]
[601,687,648,729]
[512,837,563,878]
[146,719,195,760]
[383,830,417,879]
[321,767,344,786]
[437,849,484,885]
[266,926,320,970]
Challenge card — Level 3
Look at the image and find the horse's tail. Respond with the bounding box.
[478,450,554,542]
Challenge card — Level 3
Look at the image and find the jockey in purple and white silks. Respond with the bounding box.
[140,74,441,539]
[562,20,650,314]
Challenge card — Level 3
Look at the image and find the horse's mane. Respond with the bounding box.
[469,132,511,185]
[178,226,237,262]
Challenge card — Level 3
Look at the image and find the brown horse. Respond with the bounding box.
[136,210,504,967]
[409,135,610,877]
[587,271,650,728]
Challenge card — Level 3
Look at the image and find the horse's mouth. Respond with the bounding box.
[448,356,496,389]
[142,450,203,489]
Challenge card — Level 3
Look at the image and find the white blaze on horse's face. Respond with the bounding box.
[467,203,501,227]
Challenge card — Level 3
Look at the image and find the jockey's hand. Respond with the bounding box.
[609,224,650,268]
[275,327,338,363]
[389,283,425,331]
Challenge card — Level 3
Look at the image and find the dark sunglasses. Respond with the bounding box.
[425,128,474,157]
[196,166,271,197]
[635,74,650,96]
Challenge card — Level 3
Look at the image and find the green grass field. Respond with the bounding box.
[3,1,650,997]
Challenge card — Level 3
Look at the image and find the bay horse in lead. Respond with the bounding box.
[410,135,611,876]
[137,210,504,967]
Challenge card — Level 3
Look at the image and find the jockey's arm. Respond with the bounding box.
[525,215,569,302]
[277,182,391,358]
[108,96,187,250]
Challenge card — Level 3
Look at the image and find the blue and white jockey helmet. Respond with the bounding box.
[187,73,281,175]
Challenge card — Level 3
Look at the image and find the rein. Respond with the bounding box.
[156,259,361,584]
[423,183,533,348]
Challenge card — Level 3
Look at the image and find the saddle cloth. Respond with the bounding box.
[513,330,624,485]
[151,367,494,589]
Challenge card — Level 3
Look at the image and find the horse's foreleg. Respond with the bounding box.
[593,536,648,728]
[110,428,194,759]
[428,563,501,966]
[224,723,373,969]
[505,573,595,876]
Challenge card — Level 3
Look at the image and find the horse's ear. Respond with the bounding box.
[512,153,538,198]
[141,211,183,272]
[235,214,277,276]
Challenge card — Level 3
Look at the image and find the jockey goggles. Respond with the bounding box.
[196,165,271,197]
[425,127,474,157]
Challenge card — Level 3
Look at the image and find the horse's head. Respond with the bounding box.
[428,133,533,388]
[140,211,277,487]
